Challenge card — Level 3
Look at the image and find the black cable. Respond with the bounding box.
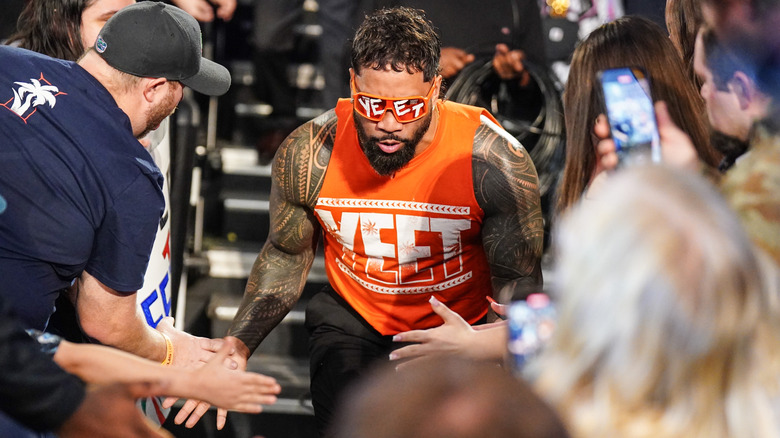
[446,58,566,198]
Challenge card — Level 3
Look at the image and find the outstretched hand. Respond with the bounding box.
[162,336,252,430]
[157,317,227,368]
[493,44,530,85]
[390,297,507,368]
[184,337,280,413]
[157,317,244,430]
[391,296,477,362]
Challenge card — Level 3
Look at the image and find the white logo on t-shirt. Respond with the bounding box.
[2,74,64,122]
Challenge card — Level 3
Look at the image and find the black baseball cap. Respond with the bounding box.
[94,2,230,96]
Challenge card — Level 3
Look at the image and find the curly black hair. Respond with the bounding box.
[350,6,441,82]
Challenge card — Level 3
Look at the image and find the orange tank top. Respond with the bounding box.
[314,99,496,335]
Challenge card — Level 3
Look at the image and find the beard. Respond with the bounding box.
[138,86,178,139]
[354,109,433,176]
[710,128,749,171]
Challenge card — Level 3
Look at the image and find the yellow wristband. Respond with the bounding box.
[160,332,173,366]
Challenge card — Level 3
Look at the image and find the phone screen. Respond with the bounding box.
[599,67,662,166]
[506,293,556,376]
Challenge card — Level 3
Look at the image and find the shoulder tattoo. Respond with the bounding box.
[472,121,544,282]
[274,111,337,209]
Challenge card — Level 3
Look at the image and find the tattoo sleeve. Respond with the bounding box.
[228,112,336,353]
[472,123,545,301]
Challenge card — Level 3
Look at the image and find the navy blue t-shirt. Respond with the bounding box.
[0,46,164,330]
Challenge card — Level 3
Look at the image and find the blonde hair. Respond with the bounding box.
[534,165,780,438]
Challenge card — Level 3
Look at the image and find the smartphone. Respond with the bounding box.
[506,293,556,376]
[598,67,662,167]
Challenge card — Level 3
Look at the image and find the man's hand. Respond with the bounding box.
[59,382,173,438]
[170,0,236,22]
[493,44,530,85]
[194,337,278,408]
[440,47,475,79]
[157,316,230,430]
[156,317,226,368]
[163,336,253,430]
[210,0,236,21]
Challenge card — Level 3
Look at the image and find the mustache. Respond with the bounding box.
[371,134,405,143]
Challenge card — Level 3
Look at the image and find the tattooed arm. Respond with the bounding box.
[167,112,335,429]
[228,111,336,358]
[472,120,544,306]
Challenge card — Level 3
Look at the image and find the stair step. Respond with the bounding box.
[222,190,270,213]
[296,106,326,119]
[224,197,270,212]
[205,248,258,279]
[293,23,322,38]
[214,147,274,242]
[246,353,313,415]
[209,294,306,324]
[206,248,327,281]
[220,147,272,176]
[261,398,313,416]
[235,101,274,117]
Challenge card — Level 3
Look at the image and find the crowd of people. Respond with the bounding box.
[1,0,779,437]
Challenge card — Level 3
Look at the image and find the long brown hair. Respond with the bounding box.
[555,16,720,215]
[666,0,703,89]
[6,0,94,61]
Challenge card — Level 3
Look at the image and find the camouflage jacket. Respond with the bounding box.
[720,122,780,267]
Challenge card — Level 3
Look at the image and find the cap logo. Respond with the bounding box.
[95,36,107,53]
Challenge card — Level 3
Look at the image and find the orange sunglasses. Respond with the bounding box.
[351,77,438,123]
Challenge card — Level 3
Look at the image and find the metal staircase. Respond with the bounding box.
[162,1,325,436]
